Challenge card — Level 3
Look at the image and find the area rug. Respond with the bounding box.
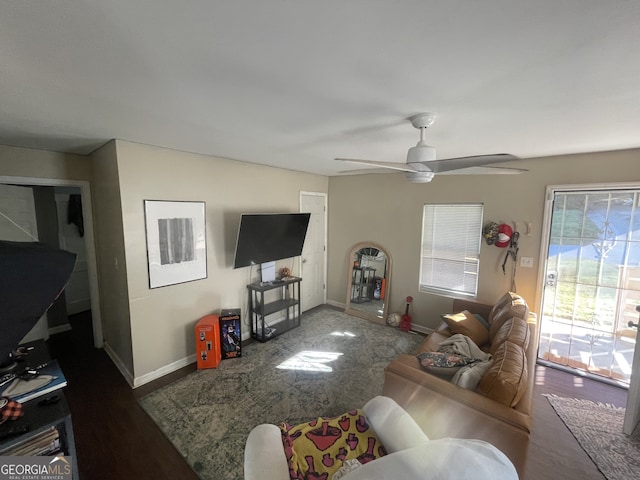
[139,307,423,480]
[544,394,640,480]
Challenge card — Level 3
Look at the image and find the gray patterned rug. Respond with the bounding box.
[139,307,423,480]
[544,394,640,480]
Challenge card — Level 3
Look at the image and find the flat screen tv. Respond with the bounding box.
[233,213,311,269]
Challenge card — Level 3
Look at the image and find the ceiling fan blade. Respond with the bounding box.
[438,165,528,175]
[425,154,520,173]
[337,168,399,175]
[335,158,416,173]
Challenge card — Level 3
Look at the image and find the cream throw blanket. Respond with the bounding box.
[437,334,491,362]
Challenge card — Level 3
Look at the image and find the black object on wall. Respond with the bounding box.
[67,194,84,237]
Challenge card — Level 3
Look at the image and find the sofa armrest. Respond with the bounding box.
[384,355,531,433]
[363,396,429,453]
[342,439,518,480]
[244,424,289,480]
[383,355,531,477]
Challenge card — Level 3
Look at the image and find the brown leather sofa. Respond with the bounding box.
[382,292,537,477]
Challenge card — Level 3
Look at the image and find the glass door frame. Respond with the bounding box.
[535,181,640,386]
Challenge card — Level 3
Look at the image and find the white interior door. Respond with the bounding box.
[0,183,49,341]
[300,192,327,311]
[55,193,91,315]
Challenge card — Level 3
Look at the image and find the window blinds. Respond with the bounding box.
[420,204,483,297]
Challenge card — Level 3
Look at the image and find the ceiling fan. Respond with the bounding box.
[336,113,526,183]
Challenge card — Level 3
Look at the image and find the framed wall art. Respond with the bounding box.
[144,200,207,288]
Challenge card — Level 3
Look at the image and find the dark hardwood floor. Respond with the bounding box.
[46,311,627,480]
[526,365,626,480]
[47,312,199,480]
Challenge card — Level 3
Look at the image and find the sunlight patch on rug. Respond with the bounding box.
[276,350,344,372]
[544,394,640,480]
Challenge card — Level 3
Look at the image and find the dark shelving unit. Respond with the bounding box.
[247,277,302,342]
[0,342,78,479]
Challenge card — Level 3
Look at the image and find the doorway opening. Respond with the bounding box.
[0,176,103,348]
[538,185,640,385]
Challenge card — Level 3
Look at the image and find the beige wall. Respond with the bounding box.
[90,141,134,378]
[327,149,640,331]
[0,144,91,180]
[114,141,328,383]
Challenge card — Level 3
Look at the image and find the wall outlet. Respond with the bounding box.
[520,257,534,268]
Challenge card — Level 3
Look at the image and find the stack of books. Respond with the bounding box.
[0,426,62,456]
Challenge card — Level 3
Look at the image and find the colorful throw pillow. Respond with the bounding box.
[279,409,387,480]
[416,351,479,377]
[441,310,490,346]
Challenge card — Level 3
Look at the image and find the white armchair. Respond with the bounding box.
[244,396,518,480]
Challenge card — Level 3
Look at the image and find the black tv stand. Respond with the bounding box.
[248,277,301,342]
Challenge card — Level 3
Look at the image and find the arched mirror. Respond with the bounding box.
[345,242,392,324]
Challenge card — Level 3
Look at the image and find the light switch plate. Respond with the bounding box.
[520,257,534,268]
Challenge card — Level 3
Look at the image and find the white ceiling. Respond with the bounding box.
[1,1,639,176]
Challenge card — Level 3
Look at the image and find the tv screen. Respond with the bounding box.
[233,213,311,269]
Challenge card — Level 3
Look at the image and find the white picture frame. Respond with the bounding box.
[144,200,207,288]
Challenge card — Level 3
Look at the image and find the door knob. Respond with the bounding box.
[546,271,557,288]
[628,321,639,329]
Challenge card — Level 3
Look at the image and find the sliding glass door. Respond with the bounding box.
[538,187,640,383]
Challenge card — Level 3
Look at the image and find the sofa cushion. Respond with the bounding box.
[490,317,530,355]
[476,341,528,407]
[417,351,478,377]
[489,296,529,342]
[451,360,493,390]
[487,292,517,324]
[441,310,490,347]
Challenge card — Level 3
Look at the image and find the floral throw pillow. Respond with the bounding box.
[417,351,479,377]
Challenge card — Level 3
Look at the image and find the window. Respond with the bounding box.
[419,203,483,297]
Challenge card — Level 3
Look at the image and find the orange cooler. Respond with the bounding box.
[195,314,222,369]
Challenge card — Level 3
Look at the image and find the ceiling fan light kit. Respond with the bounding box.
[406,170,435,183]
[336,112,526,183]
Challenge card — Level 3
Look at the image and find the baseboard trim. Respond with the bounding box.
[103,341,198,389]
[103,342,135,388]
[132,354,196,388]
[410,324,434,335]
[326,299,345,309]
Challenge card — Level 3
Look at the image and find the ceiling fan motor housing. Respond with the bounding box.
[407,141,436,164]
[406,140,436,182]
